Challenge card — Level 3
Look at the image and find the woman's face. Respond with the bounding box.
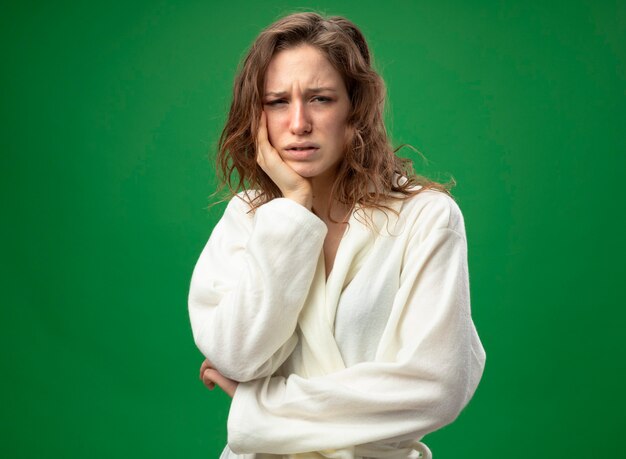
[263,45,351,183]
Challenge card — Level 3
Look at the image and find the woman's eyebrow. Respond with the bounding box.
[307,87,338,93]
[264,87,338,97]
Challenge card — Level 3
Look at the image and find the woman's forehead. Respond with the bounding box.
[264,45,345,94]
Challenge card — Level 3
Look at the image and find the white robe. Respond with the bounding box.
[188,187,486,458]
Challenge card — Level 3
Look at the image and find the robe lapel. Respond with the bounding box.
[297,253,345,377]
[296,198,404,379]
[324,205,375,329]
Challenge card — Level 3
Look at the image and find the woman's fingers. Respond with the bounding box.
[201,368,217,390]
[256,111,282,173]
[199,359,237,396]
[256,111,270,170]
[199,358,212,380]
[200,358,217,391]
[201,367,239,397]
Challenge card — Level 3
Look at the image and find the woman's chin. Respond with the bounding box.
[286,162,319,178]
[286,161,339,182]
[292,169,317,179]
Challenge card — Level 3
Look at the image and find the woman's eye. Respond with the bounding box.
[312,96,331,103]
[265,99,286,106]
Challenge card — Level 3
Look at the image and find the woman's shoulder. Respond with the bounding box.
[400,186,466,236]
[223,190,261,213]
[213,191,260,231]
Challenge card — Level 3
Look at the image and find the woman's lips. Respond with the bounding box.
[284,147,319,159]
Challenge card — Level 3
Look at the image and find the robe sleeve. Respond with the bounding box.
[188,195,327,382]
[226,202,486,454]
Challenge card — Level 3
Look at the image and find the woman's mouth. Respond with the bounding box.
[284,144,320,159]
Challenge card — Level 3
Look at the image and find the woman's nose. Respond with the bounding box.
[289,101,312,135]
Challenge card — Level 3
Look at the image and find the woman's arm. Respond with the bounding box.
[225,221,486,454]
[188,195,327,382]
[190,111,324,382]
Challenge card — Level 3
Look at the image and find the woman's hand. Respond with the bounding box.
[256,111,313,209]
[199,359,238,398]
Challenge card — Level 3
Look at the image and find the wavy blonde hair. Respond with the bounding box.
[216,12,451,216]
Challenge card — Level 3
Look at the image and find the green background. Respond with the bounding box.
[2,0,624,457]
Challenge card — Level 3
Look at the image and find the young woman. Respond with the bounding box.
[188,12,486,459]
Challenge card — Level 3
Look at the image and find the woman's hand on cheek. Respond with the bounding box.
[257,111,313,210]
[199,359,239,398]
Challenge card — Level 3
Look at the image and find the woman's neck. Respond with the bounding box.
[311,182,351,224]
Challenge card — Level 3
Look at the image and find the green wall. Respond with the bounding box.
[2,1,624,457]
